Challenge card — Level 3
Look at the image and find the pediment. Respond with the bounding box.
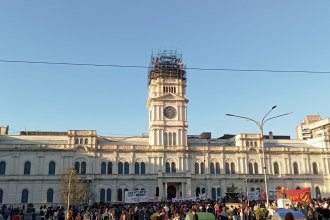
[152,93,187,102]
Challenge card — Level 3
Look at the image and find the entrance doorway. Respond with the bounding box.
[167,185,176,200]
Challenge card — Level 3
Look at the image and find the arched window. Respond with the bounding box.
[124,162,129,174]
[74,162,80,174]
[312,162,318,175]
[274,162,279,175]
[135,162,140,174]
[196,187,200,196]
[171,162,176,173]
[246,141,250,147]
[0,189,2,203]
[84,138,88,144]
[81,162,86,174]
[101,162,106,174]
[141,162,146,174]
[254,141,257,147]
[293,162,299,174]
[173,133,177,145]
[166,162,170,173]
[79,139,83,144]
[195,162,199,174]
[107,162,112,174]
[169,133,173,145]
[0,161,6,175]
[48,161,56,175]
[106,188,111,202]
[211,188,216,200]
[225,162,230,174]
[216,162,220,174]
[249,163,253,174]
[231,162,235,174]
[118,162,123,174]
[21,189,29,203]
[201,162,205,174]
[100,189,105,202]
[24,161,31,175]
[254,162,258,174]
[117,189,123,201]
[210,162,215,174]
[47,189,54,203]
[75,138,79,144]
[202,188,206,194]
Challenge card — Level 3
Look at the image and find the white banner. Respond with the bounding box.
[124,190,149,203]
[172,197,197,202]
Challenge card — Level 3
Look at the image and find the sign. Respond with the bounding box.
[172,197,197,202]
[277,187,311,203]
[124,190,148,203]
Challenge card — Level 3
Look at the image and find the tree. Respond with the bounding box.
[59,168,88,216]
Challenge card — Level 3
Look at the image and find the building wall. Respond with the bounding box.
[1,135,330,205]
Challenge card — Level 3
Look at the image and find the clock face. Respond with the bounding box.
[164,106,177,119]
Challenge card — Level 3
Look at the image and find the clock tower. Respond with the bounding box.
[147,51,188,149]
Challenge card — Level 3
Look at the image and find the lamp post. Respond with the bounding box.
[226,106,292,207]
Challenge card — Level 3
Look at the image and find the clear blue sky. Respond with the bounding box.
[1,1,330,139]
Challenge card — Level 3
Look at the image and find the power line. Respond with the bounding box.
[1,59,330,74]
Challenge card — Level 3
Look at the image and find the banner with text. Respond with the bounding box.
[124,190,149,203]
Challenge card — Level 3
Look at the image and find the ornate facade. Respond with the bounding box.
[0,51,330,206]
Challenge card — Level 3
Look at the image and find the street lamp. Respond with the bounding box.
[226,106,292,207]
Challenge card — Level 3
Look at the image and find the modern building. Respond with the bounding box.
[1,51,330,206]
[296,115,330,148]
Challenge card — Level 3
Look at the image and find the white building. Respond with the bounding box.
[0,51,330,206]
[296,115,330,148]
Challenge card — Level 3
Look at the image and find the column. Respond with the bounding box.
[157,180,163,201]
[186,179,192,197]
[267,155,271,174]
[38,155,42,174]
[183,157,187,171]
[179,157,183,172]
[164,182,168,200]
[207,180,211,199]
[182,182,186,198]
[151,157,155,173]
[237,157,241,173]
[323,158,328,174]
[285,158,290,174]
[159,129,163,146]
[161,157,164,172]
[149,157,152,174]
[156,157,160,172]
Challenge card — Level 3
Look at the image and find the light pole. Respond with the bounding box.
[226,105,292,207]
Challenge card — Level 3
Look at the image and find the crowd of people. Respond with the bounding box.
[1,198,330,220]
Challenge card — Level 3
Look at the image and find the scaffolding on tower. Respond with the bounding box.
[148,50,186,85]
